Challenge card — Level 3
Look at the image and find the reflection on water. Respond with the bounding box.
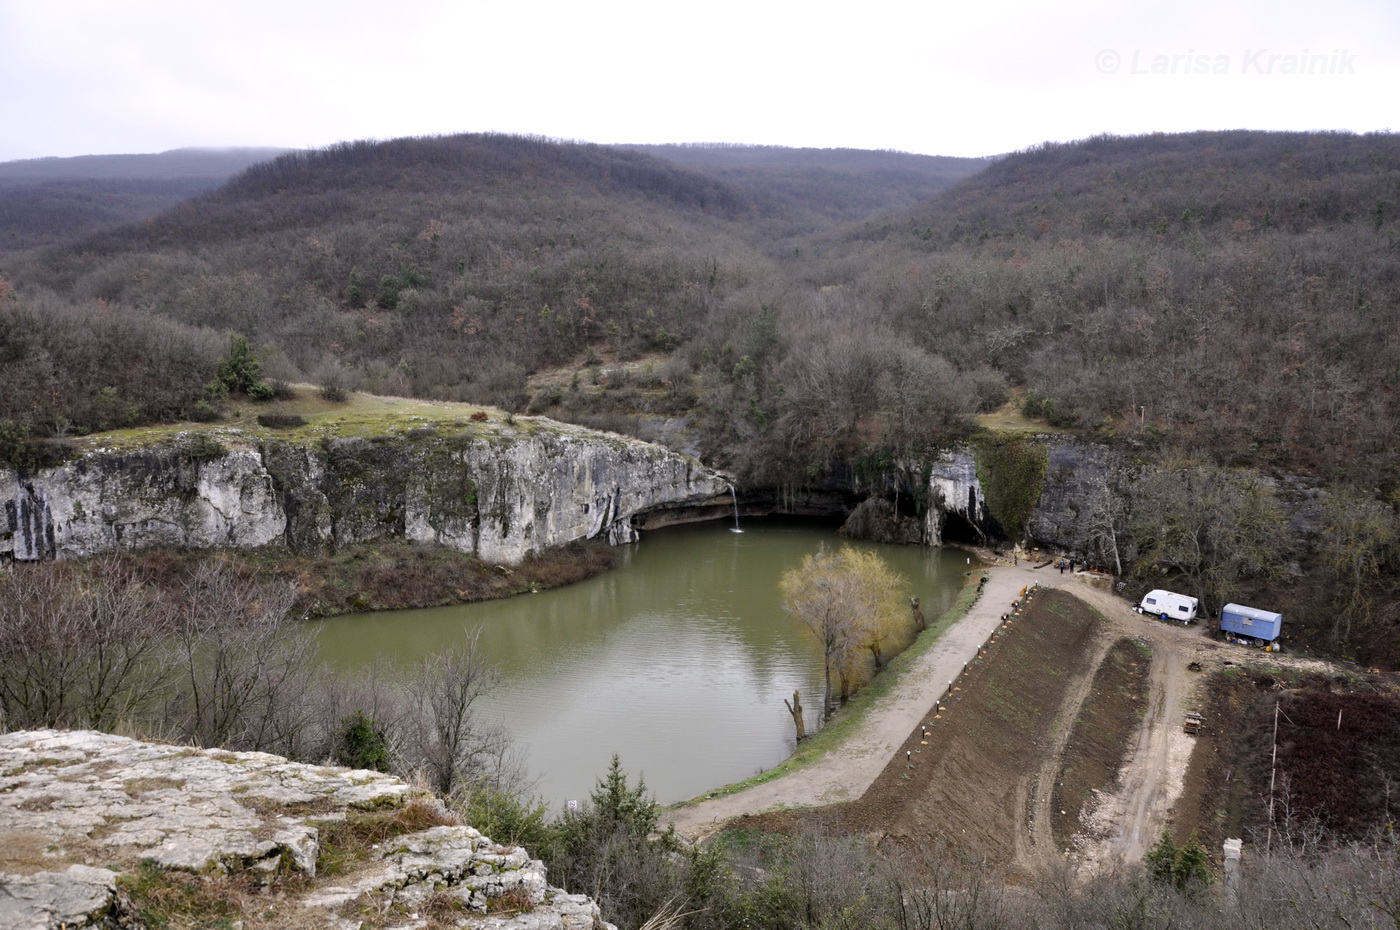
[314,518,974,808]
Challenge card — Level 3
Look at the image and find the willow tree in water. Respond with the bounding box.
[780,545,909,721]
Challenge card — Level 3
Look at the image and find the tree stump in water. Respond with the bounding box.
[784,690,806,741]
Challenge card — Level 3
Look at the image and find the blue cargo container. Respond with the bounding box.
[1220,603,1283,643]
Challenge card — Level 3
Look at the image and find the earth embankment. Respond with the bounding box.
[665,562,1228,880]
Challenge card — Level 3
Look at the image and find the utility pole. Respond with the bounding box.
[1267,700,1279,854]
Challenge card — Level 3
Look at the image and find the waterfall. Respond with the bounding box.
[729,484,743,533]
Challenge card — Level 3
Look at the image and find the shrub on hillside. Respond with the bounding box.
[256,413,306,429]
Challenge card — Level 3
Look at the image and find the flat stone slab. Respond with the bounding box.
[0,730,614,929]
[0,864,119,930]
[0,729,407,876]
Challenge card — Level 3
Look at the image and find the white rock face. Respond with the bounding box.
[401,428,723,564]
[924,447,993,543]
[0,730,617,930]
[1,421,729,564]
[2,446,284,561]
[0,864,119,930]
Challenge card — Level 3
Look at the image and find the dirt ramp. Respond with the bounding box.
[754,588,1111,877]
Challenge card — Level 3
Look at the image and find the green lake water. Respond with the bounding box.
[314,518,975,808]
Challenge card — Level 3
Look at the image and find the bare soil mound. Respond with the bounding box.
[1052,638,1152,850]
[731,588,1119,879]
[708,562,1397,883]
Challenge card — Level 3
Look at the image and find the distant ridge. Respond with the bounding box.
[886,128,1400,244]
[0,147,291,180]
[0,147,293,251]
[617,142,989,219]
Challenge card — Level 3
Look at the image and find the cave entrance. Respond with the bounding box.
[938,509,983,546]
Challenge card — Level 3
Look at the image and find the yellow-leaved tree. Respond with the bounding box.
[780,545,910,724]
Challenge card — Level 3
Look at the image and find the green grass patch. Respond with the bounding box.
[974,391,1073,437]
[69,386,558,457]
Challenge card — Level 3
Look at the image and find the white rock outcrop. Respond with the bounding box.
[924,447,993,543]
[2,420,730,564]
[0,730,615,930]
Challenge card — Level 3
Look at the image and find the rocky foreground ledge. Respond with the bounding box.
[0,730,613,930]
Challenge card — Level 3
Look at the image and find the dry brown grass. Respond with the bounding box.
[119,861,326,930]
[100,536,618,620]
[113,797,462,930]
[122,776,185,796]
[0,831,66,875]
[484,883,536,917]
[314,798,458,878]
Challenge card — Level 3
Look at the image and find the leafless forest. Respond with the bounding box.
[2,129,1400,929]
[8,132,1396,490]
[2,131,1397,666]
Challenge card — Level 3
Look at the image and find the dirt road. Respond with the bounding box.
[1050,581,1213,874]
[662,559,1231,877]
[663,561,1078,841]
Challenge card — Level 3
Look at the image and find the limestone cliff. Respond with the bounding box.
[0,729,614,929]
[1,417,730,564]
[839,439,1129,555]
[923,439,1129,552]
[922,447,996,544]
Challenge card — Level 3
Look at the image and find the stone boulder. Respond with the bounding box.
[0,730,614,930]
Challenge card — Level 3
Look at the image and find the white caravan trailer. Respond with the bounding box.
[1136,589,1199,623]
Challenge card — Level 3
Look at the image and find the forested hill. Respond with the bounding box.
[5,130,1399,489]
[3,128,1400,661]
[2,134,798,432]
[878,130,1400,244]
[115,135,772,249]
[0,147,288,253]
[617,143,989,220]
[818,130,1400,488]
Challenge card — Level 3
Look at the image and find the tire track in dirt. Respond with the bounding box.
[1064,583,1206,875]
[1012,624,1116,877]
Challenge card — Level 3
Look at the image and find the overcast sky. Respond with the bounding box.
[0,0,1395,163]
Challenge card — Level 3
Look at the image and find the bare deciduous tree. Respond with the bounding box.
[1130,461,1286,616]
[1315,486,1400,649]
[1075,473,1129,576]
[166,563,311,755]
[401,626,518,799]
[0,559,175,731]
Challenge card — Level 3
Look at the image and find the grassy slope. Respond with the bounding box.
[73,386,570,456]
